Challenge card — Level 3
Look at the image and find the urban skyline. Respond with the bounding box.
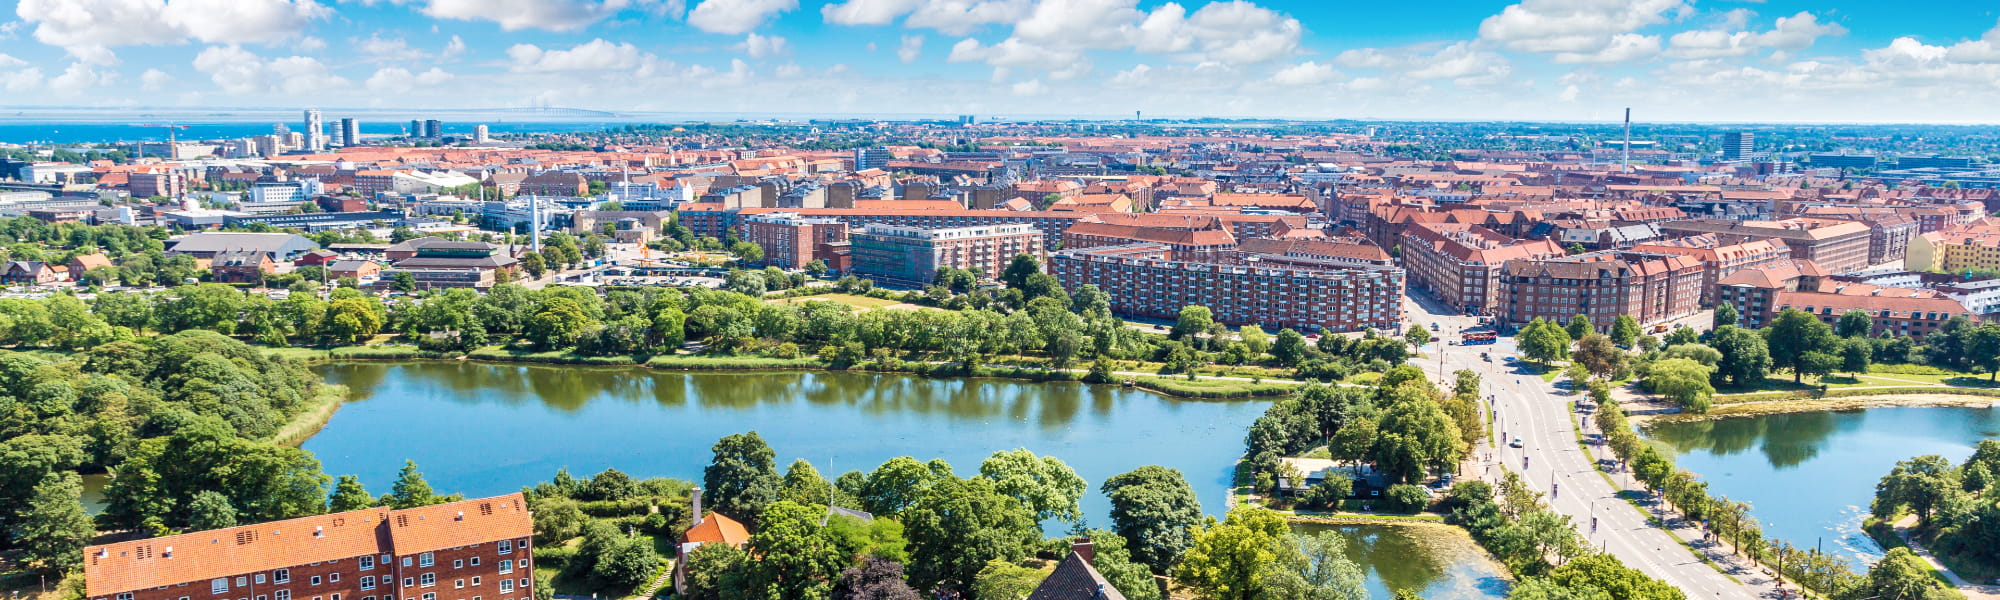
[4,0,2000,123]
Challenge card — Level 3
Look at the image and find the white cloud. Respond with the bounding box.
[295,36,327,52]
[1338,41,1512,85]
[687,0,797,34]
[775,63,803,77]
[948,37,1077,69]
[819,0,1027,35]
[3,66,45,92]
[1108,63,1151,87]
[1558,84,1579,102]
[1667,11,1846,59]
[897,34,923,63]
[821,0,922,26]
[0,54,24,69]
[48,62,110,93]
[1269,60,1338,85]
[442,35,466,59]
[742,32,788,58]
[356,34,427,62]
[1553,33,1659,64]
[140,67,172,90]
[507,39,648,72]
[933,0,1302,74]
[1009,78,1045,95]
[365,66,453,92]
[192,45,346,94]
[1479,0,1687,54]
[1942,20,2000,63]
[15,0,328,64]
[417,0,639,32]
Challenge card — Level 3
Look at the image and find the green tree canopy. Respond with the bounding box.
[703,431,781,523]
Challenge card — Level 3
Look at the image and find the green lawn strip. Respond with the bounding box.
[1128,376,1302,398]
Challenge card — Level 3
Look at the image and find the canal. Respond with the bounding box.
[1643,405,2000,569]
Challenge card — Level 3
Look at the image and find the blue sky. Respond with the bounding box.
[2,0,1999,122]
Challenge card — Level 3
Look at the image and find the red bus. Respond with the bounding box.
[1461,331,1498,345]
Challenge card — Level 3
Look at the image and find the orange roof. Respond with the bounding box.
[684,512,750,546]
[85,494,530,596]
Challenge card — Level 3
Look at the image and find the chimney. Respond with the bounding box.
[1073,537,1095,565]
[314,526,323,537]
[456,511,465,521]
[691,488,704,526]
[163,546,174,558]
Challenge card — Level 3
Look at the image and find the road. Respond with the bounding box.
[1405,293,1774,600]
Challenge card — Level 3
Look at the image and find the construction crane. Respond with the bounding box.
[135,123,189,159]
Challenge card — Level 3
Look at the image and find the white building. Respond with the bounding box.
[391,170,480,194]
[21,163,91,184]
[304,109,325,152]
[473,124,490,143]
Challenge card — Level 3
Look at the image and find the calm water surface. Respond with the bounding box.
[303,362,1269,529]
[1643,406,2000,569]
[1292,523,1512,600]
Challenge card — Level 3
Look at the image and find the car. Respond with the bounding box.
[1431,322,1440,330]
[1509,438,1524,448]
[1480,352,1491,361]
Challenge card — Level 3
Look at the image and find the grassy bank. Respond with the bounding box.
[1679,392,2000,421]
[262,384,352,447]
[1128,376,1303,399]
[1714,386,2000,404]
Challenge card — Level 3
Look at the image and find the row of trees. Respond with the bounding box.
[662,431,1205,600]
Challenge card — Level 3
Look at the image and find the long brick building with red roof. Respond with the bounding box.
[84,494,534,600]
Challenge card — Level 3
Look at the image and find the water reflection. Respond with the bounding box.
[1644,406,2000,568]
[307,362,1269,530]
[1292,523,1511,600]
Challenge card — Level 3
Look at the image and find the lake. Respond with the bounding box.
[304,361,1270,530]
[1643,406,2000,569]
[1293,523,1513,600]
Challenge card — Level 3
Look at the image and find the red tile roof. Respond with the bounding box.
[684,513,750,546]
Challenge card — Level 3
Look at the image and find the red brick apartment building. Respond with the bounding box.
[742,211,850,270]
[1771,291,1974,339]
[1398,222,1565,316]
[675,205,1089,242]
[1630,235,1793,305]
[1050,243,1405,333]
[1657,218,1872,274]
[1499,250,1704,331]
[84,495,534,600]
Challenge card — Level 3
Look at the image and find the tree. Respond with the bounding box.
[1101,465,1205,574]
[740,501,847,600]
[1709,326,1771,387]
[731,240,765,263]
[521,252,547,279]
[1968,323,2000,381]
[1175,506,1289,600]
[1713,303,1739,329]
[1837,310,1874,338]
[704,432,781,523]
[979,449,1086,524]
[973,559,1047,600]
[525,297,594,349]
[858,457,950,517]
[680,542,749,600]
[1239,325,1271,356]
[832,556,921,600]
[1371,386,1464,483]
[780,459,835,507]
[593,535,662,592]
[901,476,1038,593]
[12,471,93,575]
[1643,358,1715,413]
[322,297,386,344]
[1272,328,1308,367]
[1263,531,1366,600]
[1572,333,1627,380]
[1173,305,1215,346]
[188,489,239,530]
[1565,314,1595,340]
[1664,326,1699,347]
[1404,324,1430,351]
[1544,553,1686,600]
[1519,319,1572,365]
[1001,254,1041,290]
[1610,314,1641,347]
[1855,548,1956,600]
[391,460,448,508]
[1842,338,1873,376]
[329,475,373,512]
[389,271,417,293]
[1764,309,1839,383]
[1874,455,1959,526]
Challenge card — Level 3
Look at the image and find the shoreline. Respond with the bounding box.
[1632,393,2000,424]
[264,384,353,448]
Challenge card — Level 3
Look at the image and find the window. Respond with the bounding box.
[238,578,249,589]
[256,575,267,585]
[517,580,527,590]
[311,577,322,586]
[276,570,291,584]
[331,575,340,583]
[403,558,413,567]
[497,541,512,555]
[276,592,291,600]
[361,556,375,571]
[382,555,393,566]
[419,553,434,568]
[499,582,514,594]
[118,594,135,600]
[498,561,512,575]
[468,558,479,567]
[214,580,230,594]
[454,581,464,591]
[422,594,436,600]
[470,579,479,587]
[420,574,435,588]
[361,579,376,592]
[454,560,463,569]
[403,579,414,589]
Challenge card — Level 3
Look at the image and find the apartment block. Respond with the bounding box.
[1499,250,1704,331]
[1907,221,2000,273]
[742,212,849,270]
[1399,222,1566,316]
[1657,218,1873,274]
[1630,234,1793,305]
[850,222,1044,286]
[1771,291,1974,339]
[1049,243,1405,333]
[84,495,534,600]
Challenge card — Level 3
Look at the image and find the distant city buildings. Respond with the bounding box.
[340,117,360,147]
[850,222,1044,285]
[1722,131,1753,161]
[303,109,325,152]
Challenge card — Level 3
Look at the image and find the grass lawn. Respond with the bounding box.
[767,293,902,310]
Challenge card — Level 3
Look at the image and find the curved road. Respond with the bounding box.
[1407,296,1774,600]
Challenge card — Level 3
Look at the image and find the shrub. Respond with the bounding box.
[1381,484,1431,513]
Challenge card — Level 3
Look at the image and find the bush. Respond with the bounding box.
[576,499,653,518]
[1381,484,1431,513]
[1299,478,1352,510]
[535,545,578,571]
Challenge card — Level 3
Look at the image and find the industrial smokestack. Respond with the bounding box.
[1622,108,1632,174]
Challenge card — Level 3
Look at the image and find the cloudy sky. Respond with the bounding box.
[2,0,1999,122]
